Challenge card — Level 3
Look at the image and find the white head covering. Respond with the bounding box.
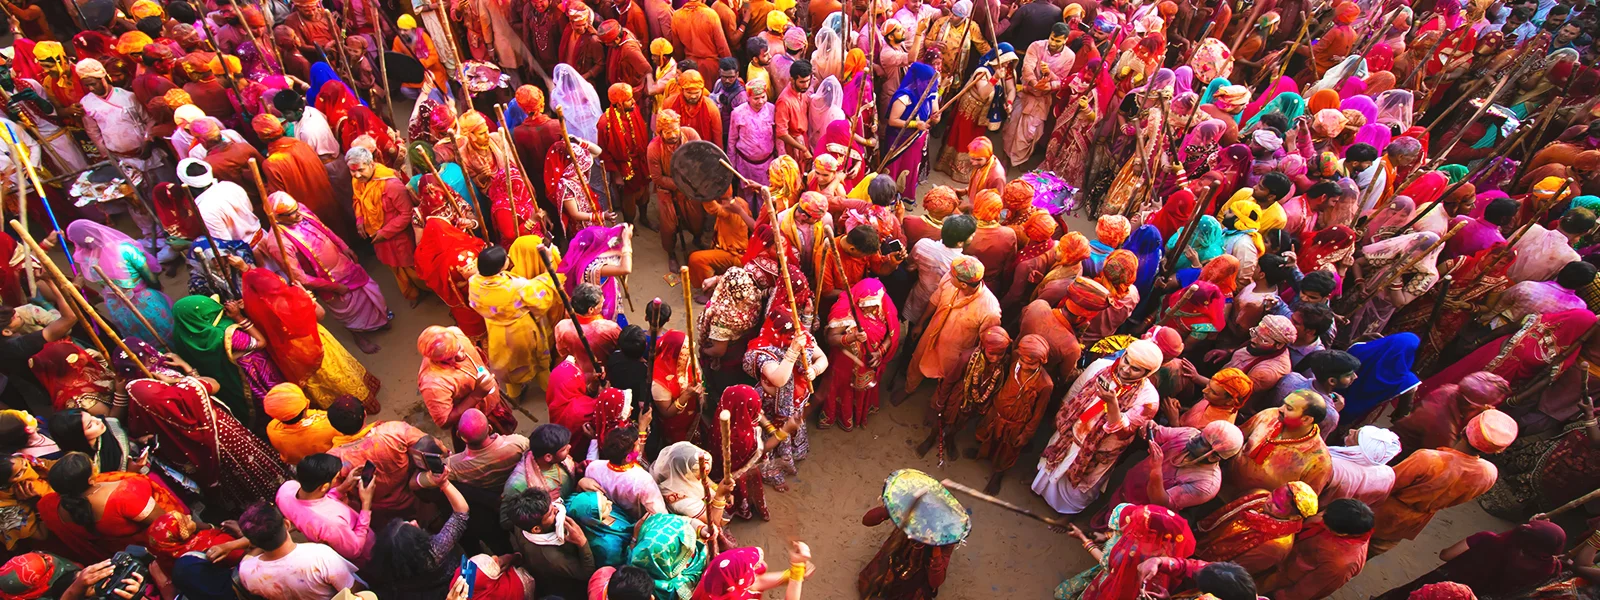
[651,441,713,515]
[1327,426,1402,466]
[1121,339,1163,371]
[810,26,842,83]
[952,0,972,18]
[74,58,106,79]
[808,75,845,142]
[173,104,206,127]
[177,158,215,188]
[1252,129,1284,151]
[550,63,601,144]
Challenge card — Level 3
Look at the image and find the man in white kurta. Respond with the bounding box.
[1031,339,1162,514]
[180,158,262,244]
[1002,24,1074,167]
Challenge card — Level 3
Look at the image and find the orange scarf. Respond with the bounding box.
[352,164,399,236]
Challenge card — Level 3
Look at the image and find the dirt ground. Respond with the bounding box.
[107,133,1508,599]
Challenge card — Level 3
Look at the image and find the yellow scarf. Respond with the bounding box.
[352,164,399,236]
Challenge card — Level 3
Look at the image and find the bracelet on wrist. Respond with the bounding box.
[788,564,806,582]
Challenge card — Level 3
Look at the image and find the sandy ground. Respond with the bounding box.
[101,130,1509,599]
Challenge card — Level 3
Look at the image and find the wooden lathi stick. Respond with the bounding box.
[1339,221,1467,316]
[679,265,701,380]
[10,220,152,378]
[90,265,171,352]
[941,478,1069,527]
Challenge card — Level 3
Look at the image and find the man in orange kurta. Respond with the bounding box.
[254,115,351,240]
[1306,1,1358,77]
[898,255,1002,399]
[662,70,724,148]
[393,16,449,95]
[598,82,652,225]
[646,111,706,266]
[1367,410,1511,556]
[687,194,753,290]
[670,0,732,81]
[1222,390,1334,499]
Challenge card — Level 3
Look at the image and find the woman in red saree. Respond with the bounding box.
[240,267,322,386]
[145,512,246,577]
[1386,243,1516,372]
[650,330,702,445]
[820,279,900,431]
[124,370,291,512]
[1055,504,1197,599]
[37,451,189,564]
[488,165,546,247]
[30,341,115,416]
[414,217,488,343]
[316,80,397,162]
[1156,281,1227,343]
[1193,481,1318,574]
[1419,308,1599,401]
[709,384,768,521]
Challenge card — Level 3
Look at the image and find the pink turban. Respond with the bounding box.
[1143,325,1184,361]
[1465,408,1517,454]
[1459,372,1511,408]
[1251,314,1296,347]
[1202,421,1244,458]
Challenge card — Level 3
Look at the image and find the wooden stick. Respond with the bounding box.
[90,265,171,352]
[1392,121,1533,234]
[494,102,548,238]
[10,220,152,379]
[822,227,869,365]
[1156,182,1219,279]
[718,410,733,489]
[536,245,604,381]
[941,478,1069,527]
[699,456,718,556]
[248,158,306,285]
[371,0,400,130]
[679,265,701,382]
[419,151,489,239]
[1339,221,1467,316]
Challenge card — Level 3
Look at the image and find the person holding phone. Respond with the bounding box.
[275,453,378,567]
[364,468,473,600]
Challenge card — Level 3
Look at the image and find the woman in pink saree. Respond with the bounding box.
[820,279,900,431]
[1418,308,1599,400]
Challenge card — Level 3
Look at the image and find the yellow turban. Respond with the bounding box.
[650,38,673,55]
[767,10,790,33]
[31,41,64,62]
[117,31,152,55]
[397,14,417,29]
[263,383,309,422]
[678,69,705,91]
[129,0,162,19]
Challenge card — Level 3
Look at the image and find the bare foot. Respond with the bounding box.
[915,433,937,458]
[772,481,790,493]
[984,472,1005,495]
[353,333,381,354]
[668,256,682,271]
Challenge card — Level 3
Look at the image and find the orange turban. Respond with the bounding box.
[1023,211,1056,242]
[163,88,193,108]
[515,85,545,114]
[974,189,1003,221]
[979,325,1011,353]
[656,109,682,134]
[607,82,633,105]
[1002,178,1036,212]
[1211,367,1254,402]
[1334,1,1360,23]
[923,185,958,217]
[678,69,706,91]
[252,114,284,140]
[968,136,994,160]
[843,48,867,77]
[1095,215,1131,246]
[263,383,309,422]
[266,191,299,215]
[1466,409,1517,453]
[1099,249,1138,296]
[1056,231,1091,264]
[117,31,152,55]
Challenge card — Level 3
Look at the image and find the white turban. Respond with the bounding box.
[1328,426,1402,467]
[1252,129,1283,151]
[74,58,106,79]
[952,0,972,18]
[173,104,206,127]
[1121,339,1163,371]
[177,158,215,188]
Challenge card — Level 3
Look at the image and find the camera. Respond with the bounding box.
[91,545,153,600]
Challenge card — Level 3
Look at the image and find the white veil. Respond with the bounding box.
[811,26,843,85]
[550,64,602,144]
[808,75,845,144]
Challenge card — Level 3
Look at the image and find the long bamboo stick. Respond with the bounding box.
[90,265,170,352]
[10,220,152,378]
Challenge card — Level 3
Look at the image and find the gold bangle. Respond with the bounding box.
[773,429,789,441]
[1587,530,1600,549]
[788,564,806,582]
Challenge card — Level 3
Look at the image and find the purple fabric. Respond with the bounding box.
[1341,95,1379,124]
[68,220,159,281]
[560,224,626,318]
[1445,215,1507,261]
[1354,123,1392,151]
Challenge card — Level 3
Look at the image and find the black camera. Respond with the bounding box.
[91,545,153,600]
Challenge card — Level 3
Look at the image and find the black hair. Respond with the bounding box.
[1559,260,1599,290]
[1307,181,1342,198]
[1051,21,1072,35]
[165,0,197,23]
[1300,392,1330,423]
[1262,229,1293,255]
[1256,113,1289,135]
[1322,498,1376,535]
[46,452,95,530]
[598,425,640,464]
[572,283,605,315]
[1345,143,1379,163]
[645,299,673,329]
[868,174,898,206]
[679,59,699,74]
[1258,254,1296,287]
[372,519,439,579]
[182,161,211,183]
[1294,302,1336,337]
[503,487,553,532]
[789,60,812,79]
[607,566,657,600]
[477,245,508,277]
[718,56,739,72]
[0,305,15,336]
[1299,270,1337,298]
[1195,562,1258,600]
[1259,172,1292,201]
[1588,120,1600,138]
[1302,349,1360,382]
[0,411,28,453]
[295,453,344,491]
[941,214,978,247]
[273,89,307,113]
[240,501,289,550]
[746,36,768,55]
[1484,197,1519,226]
[137,17,165,42]
[46,409,93,455]
[846,225,881,254]
[529,424,572,458]
[327,397,367,435]
[1510,5,1535,20]
[1561,207,1597,236]
[617,325,649,359]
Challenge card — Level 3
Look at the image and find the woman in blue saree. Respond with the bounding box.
[68,221,173,346]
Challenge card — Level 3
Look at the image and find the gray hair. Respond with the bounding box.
[344,146,374,165]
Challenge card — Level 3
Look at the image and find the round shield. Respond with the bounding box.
[881,469,970,546]
[384,52,425,86]
[670,140,735,203]
[77,0,116,30]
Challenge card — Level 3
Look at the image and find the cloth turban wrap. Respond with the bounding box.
[973,190,1004,221]
[1533,175,1574,202]
[567,3,591,21]
[429,108,455,135]
[656,109,682,133]
[784,27,807,51]
[1344,425,1403,466]
[117,32,152,55]
[1211,367,1254,400]
[1024,212,1057,242]
[1143,325,1184,360]
[597,20,623,43]
[774,0,795,10]
[1259,11,1280,29]
[651,38,674,55]
[813,153,839,174]
[1063,4,1083,19]
[458,110,489,135]
[253,114,285,140]
[130,0,162,18]
[679,70,706,91]
[188,117,221,141]
[32,41,64,62]
[1057,232,1091,264]
[1096,215,1131,246]
[1312,108,1348,137]
[516,85,546,114]
[397,13,417,29]
[418,326,465,361]
[267,191,299,215]
[950,255,984,284]
[607,83,633,105]
[242,6,265,27]
[1465,408,1517,453]
[1334,1,1360,23]
[952,0,972,18]
[1252,129,1283,151]
[1252,314,1296,347]
[1459,372,1511,407]
[458,408,491,443]
[1121,339,1163,371]
[968,136,994,159]
[979,325,1011,353]
[1017,334,1049,361]
[1202,421,1245,458]
[74,58,106,79]
[1063,276,1111,316]
[177,158,215,187]
[263,383,309,421]
[1101,249,1138,288]
[1281,481,1319,517]
[767,11,789,33]
[798,191,829,217]
[183,52,213,76]
[172,103,203,126]
[1409,583,1477,600]
[1211,85,1250,111]
[923,185,958,215]
[1002,179,1035,211]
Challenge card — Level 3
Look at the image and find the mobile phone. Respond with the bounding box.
[360,461,377,485]
[459,556,479,598]
[423,453,446,474]
[880,238,904,256]
[136,444,151,461]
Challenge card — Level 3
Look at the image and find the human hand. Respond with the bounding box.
[445,576,469,600]
[1138,557,1161,583]
[562,516,587,546]
[788,540,812,565]
[205,539,238,562]
[222,300,245,320]
[1147,436,1164,466]
[850,329,868,344]
[1582,395,1594,420]
[1203,349,1230,364]
[781,416,802,435]
[358,476,376,507]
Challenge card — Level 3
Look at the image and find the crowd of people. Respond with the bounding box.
[1,0,1600,595]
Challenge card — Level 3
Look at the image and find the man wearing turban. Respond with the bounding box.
[283,0,337,57]
[962,136,1006,202]
[647,109,707,268]
[255,114,349,240]
[179,52,239,129]
[77,58,174,259]
[599,19,652,110]
[1323,425,1401,507]
[1105,420,1243,514]
[1017,279,1086,387]
[347,146,429,309]
[1306,1,1361,77]
[1000,211,1061,311]
[560,2,606,85]
[598,82,651,226]
[30,41,86,111]
[920,325,1010,462]
[1033,339,1163,514]
[999,178,1042,241]
[1182,367,1254,429]
[896,254,1002,404]
[1369,409,1512,555]
[259,190,392,348]
[1218,313,1297,401]
[917,0,990,98]
[392,12,449,94]
[670,0,733,82]
[1225,389,1334,500]
[263,382,340,464]
[964,189,1017,292]
[662,69,724,147]
[972,333,1056,493]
